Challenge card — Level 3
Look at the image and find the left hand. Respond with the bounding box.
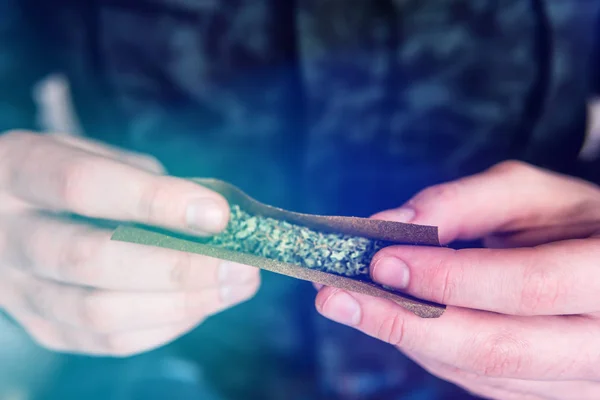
[316,161,600,400]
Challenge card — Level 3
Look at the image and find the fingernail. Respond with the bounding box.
[186,199,226,234]
[218,262,256,284]
[319,290,361,326]
[371,257,410,290]
[219,285,253,305]
[390,207,416,223]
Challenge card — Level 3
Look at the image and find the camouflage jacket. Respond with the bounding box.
[1,1,599,400]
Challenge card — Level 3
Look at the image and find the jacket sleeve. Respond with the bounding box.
[0,0,53,132]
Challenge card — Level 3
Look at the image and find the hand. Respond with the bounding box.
[315,161,600,400]
[0,131,260,357]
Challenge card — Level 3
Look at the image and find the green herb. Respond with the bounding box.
[203,205,386,278]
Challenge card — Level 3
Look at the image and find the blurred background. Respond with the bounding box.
[2,1,600,399]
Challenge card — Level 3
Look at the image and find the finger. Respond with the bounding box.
[406,351,600,400]
[51,134,167,175]
[5,269,259,332]
[315,287,599,381]
[371,161,600,244]
[0,131,228,234]
[370,239,600,315]
[0,212,259,290]
[405,352,547,400]
[11,309,200,357]
[483,222,600,248]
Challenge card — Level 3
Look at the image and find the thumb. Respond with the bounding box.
[373,161,600,245]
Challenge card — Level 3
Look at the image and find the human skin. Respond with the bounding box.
[317,161,600,400]
[0,130,259,357]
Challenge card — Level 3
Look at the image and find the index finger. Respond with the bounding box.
[0,131,228,234]
[316,288,598,381]
[372,161,600,245]
[370,239,600,316]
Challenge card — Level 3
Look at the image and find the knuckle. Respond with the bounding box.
[470,331,529,377]
[56,233,102,282]
[23,225,50,269]
[425,250,463,304]
[58,158,95,212]
[412,182,463,207]
[137,181,169,223]
[375,312,406,347]
[518,264,562,315]
[81,292,116,332]
[169,252,193,289]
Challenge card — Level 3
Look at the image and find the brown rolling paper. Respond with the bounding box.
[111,178,446,318]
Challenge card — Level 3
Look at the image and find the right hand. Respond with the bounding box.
[0,130,260,357]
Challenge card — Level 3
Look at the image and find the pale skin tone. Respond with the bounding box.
[4,128,596,398]
[316,160,600,400]
[0,130,260,357]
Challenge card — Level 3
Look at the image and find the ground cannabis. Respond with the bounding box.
[204,205,387,278]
